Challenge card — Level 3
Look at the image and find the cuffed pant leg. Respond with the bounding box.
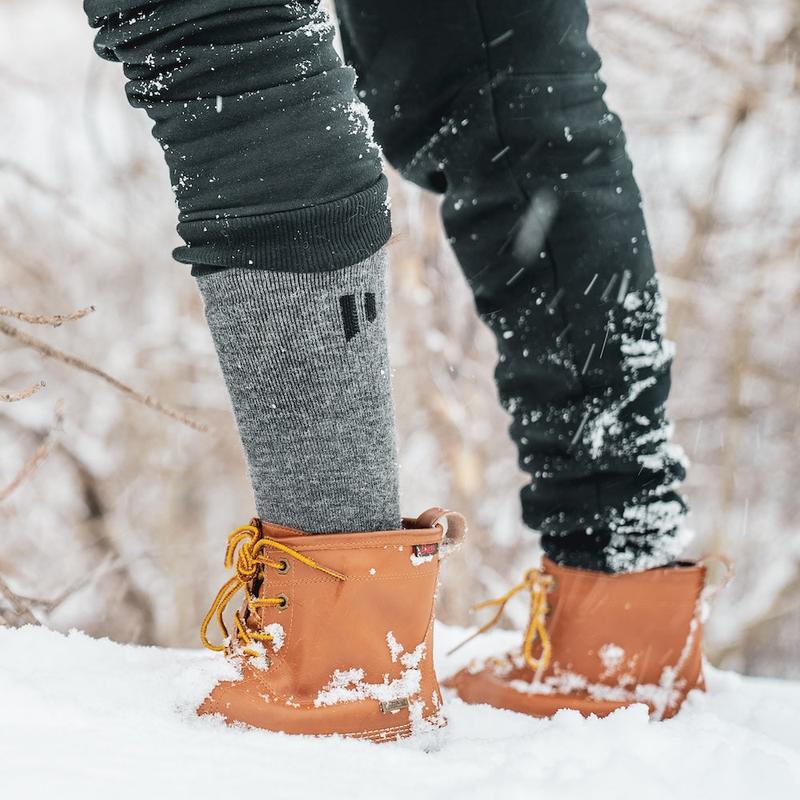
[337,0,689,571]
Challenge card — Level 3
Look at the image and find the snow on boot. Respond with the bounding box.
[197,508,466,740]
[444,556,731,721]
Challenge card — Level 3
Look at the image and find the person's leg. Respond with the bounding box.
[336,0,689,572]
[85,0,399,532]
[85,0,470,739]
[336,0,714,721]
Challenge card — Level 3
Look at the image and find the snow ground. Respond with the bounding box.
[1,623,799,799]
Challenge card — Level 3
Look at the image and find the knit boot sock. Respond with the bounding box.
[196,249,400,532]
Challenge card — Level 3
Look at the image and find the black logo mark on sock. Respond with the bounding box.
[339,294,359,341]
[339,292,377,341]
[364,292,376,322]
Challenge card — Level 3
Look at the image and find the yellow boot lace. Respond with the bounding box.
[200,523,346,658]
[449,568,554,673]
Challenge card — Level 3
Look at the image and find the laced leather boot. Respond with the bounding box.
[445,556,729,721]
[197,508,466,741]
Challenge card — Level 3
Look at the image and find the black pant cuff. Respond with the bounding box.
[182,176,390,275]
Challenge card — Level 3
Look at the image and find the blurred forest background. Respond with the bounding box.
[1,0,799,677]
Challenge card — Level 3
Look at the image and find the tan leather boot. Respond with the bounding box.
[197,508,465,741]
[445,556,729,721]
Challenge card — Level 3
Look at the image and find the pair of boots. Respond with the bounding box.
[198,508,726,740]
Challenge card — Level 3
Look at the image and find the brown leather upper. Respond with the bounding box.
[445,557,708,720]
[198,509,465,740]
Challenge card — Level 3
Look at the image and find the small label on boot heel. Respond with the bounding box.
[413,544,438,557]
[379,697,410,714]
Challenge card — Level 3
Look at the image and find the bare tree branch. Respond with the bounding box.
[0,159,124,250]
[0,380,45,403]
[711,559,800,665]
[0,304,95,327]
[0,405,61,503]
[0,413,157,643]
[0,574,40,626]
[0,318,210,433]
[9,555,123,616]
[600,3,761,87]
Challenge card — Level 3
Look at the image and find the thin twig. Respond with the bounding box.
[600,3,760,88]
[0,380,45,403]
[0,574,40,626]
[0,304,95,327]
[11,555,123,615]
[710,559,800,665]
[0,413,157,642]
[0,318,210,433]
[0,160,125,250]
[0,409,61,503]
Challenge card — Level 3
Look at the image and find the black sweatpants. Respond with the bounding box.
[85,0,688,572]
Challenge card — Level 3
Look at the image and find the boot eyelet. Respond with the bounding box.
[275,559,290,574]
[276,593,289,611]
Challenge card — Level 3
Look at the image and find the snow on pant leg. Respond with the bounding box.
[85,0,389,269]
[336,0,690,570]
[85,0,401,532]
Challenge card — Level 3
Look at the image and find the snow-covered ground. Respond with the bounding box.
[1,623,798,798]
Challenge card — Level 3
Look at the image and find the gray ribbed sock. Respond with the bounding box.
[196,249,401,532]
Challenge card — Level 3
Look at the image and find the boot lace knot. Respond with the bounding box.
[200,523,345,658]
[449,568,554,673]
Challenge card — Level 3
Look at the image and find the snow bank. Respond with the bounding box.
[1,623,799,798]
